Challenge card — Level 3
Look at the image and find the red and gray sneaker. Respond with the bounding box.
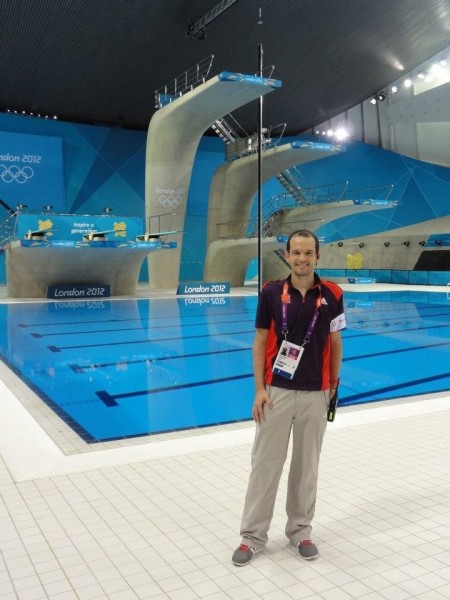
[232,543,261,566]
[298,540,319,560]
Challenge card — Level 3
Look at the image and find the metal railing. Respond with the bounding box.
[155,55,215,108]
[0,212,18,247]
[346,184,395,204]
[225,122,287,160]
[267,180,349,215]
[216,216,324,240]
[147,212,176,233]
[212,113,249,144]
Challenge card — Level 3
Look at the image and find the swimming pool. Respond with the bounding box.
[0,290,448,442]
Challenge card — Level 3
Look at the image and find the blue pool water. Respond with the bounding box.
[0,290,448,442]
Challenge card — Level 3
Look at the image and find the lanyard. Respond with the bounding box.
[281,281,322,346]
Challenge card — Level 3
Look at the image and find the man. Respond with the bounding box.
[232,229,345,566]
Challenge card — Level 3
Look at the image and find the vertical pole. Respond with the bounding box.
[257,42,263,293]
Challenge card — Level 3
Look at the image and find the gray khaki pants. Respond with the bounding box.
[240,386,329,550]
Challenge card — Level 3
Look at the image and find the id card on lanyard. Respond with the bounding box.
[272,281,321,380]
[273,340,304,380]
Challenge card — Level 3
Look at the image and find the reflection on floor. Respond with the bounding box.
[1,284,450,600]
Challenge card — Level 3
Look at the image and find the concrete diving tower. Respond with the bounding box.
[204,141,340,283]
[145,71,281,289]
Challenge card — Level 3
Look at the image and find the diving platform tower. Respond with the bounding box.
[145,65,281,289]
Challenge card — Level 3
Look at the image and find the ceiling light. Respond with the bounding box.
[370,96,377,105]
[404,78,413,88]
[377,92,387,102]
[417,72,425,80]
[391,85,399,94]
[334,127,349,141]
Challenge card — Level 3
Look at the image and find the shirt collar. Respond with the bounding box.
[287,272,321,292]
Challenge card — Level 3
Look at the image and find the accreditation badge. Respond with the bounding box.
[272,340,304,380]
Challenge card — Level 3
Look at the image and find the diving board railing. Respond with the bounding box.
[267,180,349,214]
[155,54,215,108]
[225,122,287,161]
[0,213,19,249]
[216,216,324,240]
[347,183,395,205]
[261,182,396,231]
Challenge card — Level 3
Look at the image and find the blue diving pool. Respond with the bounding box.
[0,290,448,442]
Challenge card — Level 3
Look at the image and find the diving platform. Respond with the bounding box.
[145,71,281,289]
[204,196,397,285]
[4,213,176,298]
[206,141,341,247]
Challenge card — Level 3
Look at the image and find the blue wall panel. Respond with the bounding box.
[1,112,449,285]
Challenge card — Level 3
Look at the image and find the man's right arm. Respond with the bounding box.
[252,328,272,423]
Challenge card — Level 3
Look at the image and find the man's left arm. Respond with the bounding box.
[329,330,343,400]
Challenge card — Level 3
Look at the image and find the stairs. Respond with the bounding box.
[211,117,240,144]
[276,169,309,204]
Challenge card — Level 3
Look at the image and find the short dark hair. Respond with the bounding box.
[286,229,320,254]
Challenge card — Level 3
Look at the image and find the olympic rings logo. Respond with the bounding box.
[159,194,182,208]
[0,164,34,184]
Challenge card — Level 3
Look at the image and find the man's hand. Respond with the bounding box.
[252,388,272,423]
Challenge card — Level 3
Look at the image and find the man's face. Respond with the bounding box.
[284,235,319,278]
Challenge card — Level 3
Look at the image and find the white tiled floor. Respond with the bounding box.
[1,284,450,599]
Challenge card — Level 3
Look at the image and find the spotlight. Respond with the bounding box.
[403,241,410,247]
[384,241,390,247]
[42,204,53,213]
[370,96,377,105]
[338,242,343,247]
[391,85,399,94]
[417,72,425,80]
[404,78,413,88]
[358,242,365,248]
[16,204,27,212]
[103,207,113,214]
[377,92,387,102]
[197,27,206,41]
